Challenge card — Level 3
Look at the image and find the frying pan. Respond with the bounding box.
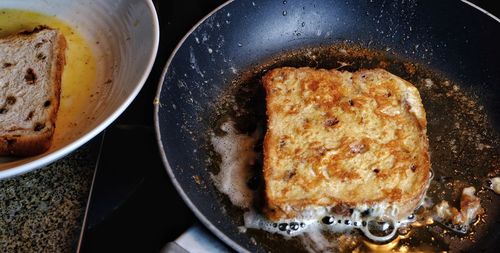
[154,0,500,252]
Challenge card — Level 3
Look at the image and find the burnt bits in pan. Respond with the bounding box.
[206,44,500,252]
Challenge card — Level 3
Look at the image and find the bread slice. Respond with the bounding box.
[0,26,66,156]
[262,67,430,221]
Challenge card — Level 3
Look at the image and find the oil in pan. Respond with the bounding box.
[206,44,500,253]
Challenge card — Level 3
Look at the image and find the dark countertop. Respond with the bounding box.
[0,1,498,252]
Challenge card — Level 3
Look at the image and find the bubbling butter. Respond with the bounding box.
[489,177,500,195]
[210,118,425,243]
[243,206,417,242]
[210,121,259,208]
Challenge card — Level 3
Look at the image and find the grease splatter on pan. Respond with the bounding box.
[205,44,500,252]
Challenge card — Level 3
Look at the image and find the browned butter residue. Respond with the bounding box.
[207,44,500,252]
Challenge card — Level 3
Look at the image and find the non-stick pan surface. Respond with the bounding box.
[155,0,500,252]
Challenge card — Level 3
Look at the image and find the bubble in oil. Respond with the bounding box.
[208,44,500,252]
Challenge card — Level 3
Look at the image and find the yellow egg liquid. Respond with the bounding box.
[0,9,96,146]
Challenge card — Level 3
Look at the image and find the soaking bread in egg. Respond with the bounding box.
[0,26,66,156]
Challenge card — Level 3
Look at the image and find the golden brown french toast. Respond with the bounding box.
[262,67,430,221]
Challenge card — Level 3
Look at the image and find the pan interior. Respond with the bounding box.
[205,44,500,252]
[156,0,500,252]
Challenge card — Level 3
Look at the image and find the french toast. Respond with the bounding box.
[0,26,66,156]
[262,67,430,221]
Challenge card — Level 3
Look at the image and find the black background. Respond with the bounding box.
[80,1,500,252]
[79,1,226,252]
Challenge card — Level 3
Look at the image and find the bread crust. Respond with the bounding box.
[0,27,66,157]
[262,67,430,221]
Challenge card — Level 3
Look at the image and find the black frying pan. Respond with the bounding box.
[154,0,500,252]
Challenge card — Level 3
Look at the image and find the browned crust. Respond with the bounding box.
[18,25,51,36]
[48,29,67,139]
[0,27,66,157]
[262,71,274,218]
[0,129,54,156]
[262,67,431,221]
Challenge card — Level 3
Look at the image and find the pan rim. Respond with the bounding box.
[154,0,499,252]
[461,0,500,23]
[153,0,250,252]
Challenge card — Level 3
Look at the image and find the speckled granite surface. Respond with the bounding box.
[0,138,100,252]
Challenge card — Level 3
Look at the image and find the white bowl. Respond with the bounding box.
[0,0,159,178]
